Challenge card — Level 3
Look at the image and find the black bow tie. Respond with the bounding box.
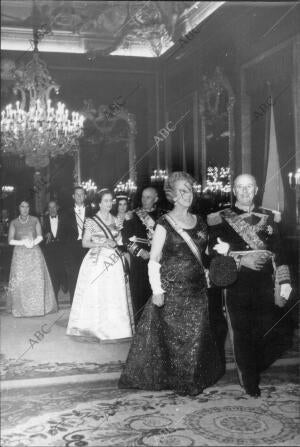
[50,216,57,219]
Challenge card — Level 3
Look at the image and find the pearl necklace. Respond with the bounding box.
[19,215,29,224]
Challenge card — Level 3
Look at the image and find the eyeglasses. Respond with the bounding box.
[178,189,193,197]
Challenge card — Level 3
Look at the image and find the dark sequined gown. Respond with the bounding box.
[119,214,224,395]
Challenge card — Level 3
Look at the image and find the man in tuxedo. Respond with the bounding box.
[61,186,93,303]
[42,200,66,301]
[122,187,164,323]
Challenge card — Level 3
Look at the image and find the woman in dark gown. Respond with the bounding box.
[119,172,224,396]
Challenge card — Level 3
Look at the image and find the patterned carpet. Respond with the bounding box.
[1,366,300,446]
[1,327,299,381]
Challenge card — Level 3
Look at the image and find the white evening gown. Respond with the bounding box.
[66,216,135,340]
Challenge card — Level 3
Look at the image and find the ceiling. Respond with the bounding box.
[1,1,225,57]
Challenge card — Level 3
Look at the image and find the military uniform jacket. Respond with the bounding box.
[208,206,290,284]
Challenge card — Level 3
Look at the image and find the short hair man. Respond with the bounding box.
[122,186,162,323]
[61,186,93,303]
[42,200,67,300]
[208,173,292,397]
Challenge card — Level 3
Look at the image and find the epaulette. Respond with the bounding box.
[259,207,281,223]
[207,211,223,226]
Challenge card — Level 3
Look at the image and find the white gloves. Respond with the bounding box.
[213,237,230,255]
[280,283,292,301]
[148,260,165,295]
[9,239,26,246]
[9,236,43,248]
[33,235,43,246]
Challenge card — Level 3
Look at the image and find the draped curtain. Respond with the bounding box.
[247,45,296,224]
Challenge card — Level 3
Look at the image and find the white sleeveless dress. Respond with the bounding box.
[66,215,134,340]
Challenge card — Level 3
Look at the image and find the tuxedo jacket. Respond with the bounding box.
[122,208,164,254]
[43,214,64,242]
[61,205,93,244]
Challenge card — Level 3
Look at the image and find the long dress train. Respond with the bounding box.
[119,214,224,395]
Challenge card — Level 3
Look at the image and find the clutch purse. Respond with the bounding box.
[209,256,238,287]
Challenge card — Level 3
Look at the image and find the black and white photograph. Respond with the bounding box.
[0,1,299,445]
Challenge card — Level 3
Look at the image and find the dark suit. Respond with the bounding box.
[122,208,163,323]
[42,214,66,299]
[61,206,93,303]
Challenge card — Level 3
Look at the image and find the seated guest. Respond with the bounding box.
[208,173,293,397]
[66,188,135,340]
[122,187,163,323]
[119,172,223,395]
[42,200,67,300]
[61,186,93,303]
[7,200,57,317]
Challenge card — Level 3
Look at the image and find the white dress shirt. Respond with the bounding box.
[49,215,58,238]
[74,206,86,240]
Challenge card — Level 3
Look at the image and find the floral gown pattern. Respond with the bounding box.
[119,214,224,395]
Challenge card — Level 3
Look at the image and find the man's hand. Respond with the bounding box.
[139,249,150,260]
[213,237,230,255]
[45,233,51,244]
[152,293,164,307]
[240,253,266,271]
[280,283,292,300]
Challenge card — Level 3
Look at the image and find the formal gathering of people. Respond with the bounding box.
[5,171,294,398]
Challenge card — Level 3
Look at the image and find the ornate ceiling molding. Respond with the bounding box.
[1,1,225,57]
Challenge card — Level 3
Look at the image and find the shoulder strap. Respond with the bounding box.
[93,215,115,241]
[164,214,203,267]
[94,215,129,277]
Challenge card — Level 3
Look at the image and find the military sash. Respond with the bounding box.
[221,208,269,250]
[135,208,156,241]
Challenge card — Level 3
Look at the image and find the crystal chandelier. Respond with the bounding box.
[0,3,85,170]
[150,169,168,184]
[114,180,137,195]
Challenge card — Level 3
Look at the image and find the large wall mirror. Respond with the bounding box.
[199,66,235,205]
[81,102,137,188]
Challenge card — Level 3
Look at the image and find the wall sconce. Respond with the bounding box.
[288,169,300,189]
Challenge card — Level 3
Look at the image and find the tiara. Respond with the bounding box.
[116,194,128,200]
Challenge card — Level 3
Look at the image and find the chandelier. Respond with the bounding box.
[0,3,85,170]
[114,180,137,195]
[150,169,168,184]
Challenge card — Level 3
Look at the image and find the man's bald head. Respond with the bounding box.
[234,174,257,188]
[141,187,158,211]
[233,173,258,207]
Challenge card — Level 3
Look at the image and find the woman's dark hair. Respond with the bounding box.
[18,199,30,207]
[117,196,128,208]
[98,188,113,204]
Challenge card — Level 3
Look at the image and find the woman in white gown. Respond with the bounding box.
[66,189,135,340]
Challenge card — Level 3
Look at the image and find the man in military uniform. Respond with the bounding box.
[122,187,163,323]
[208,174,292,397]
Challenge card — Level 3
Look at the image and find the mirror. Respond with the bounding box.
[81,101,137,188]
[199,66,235,206]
